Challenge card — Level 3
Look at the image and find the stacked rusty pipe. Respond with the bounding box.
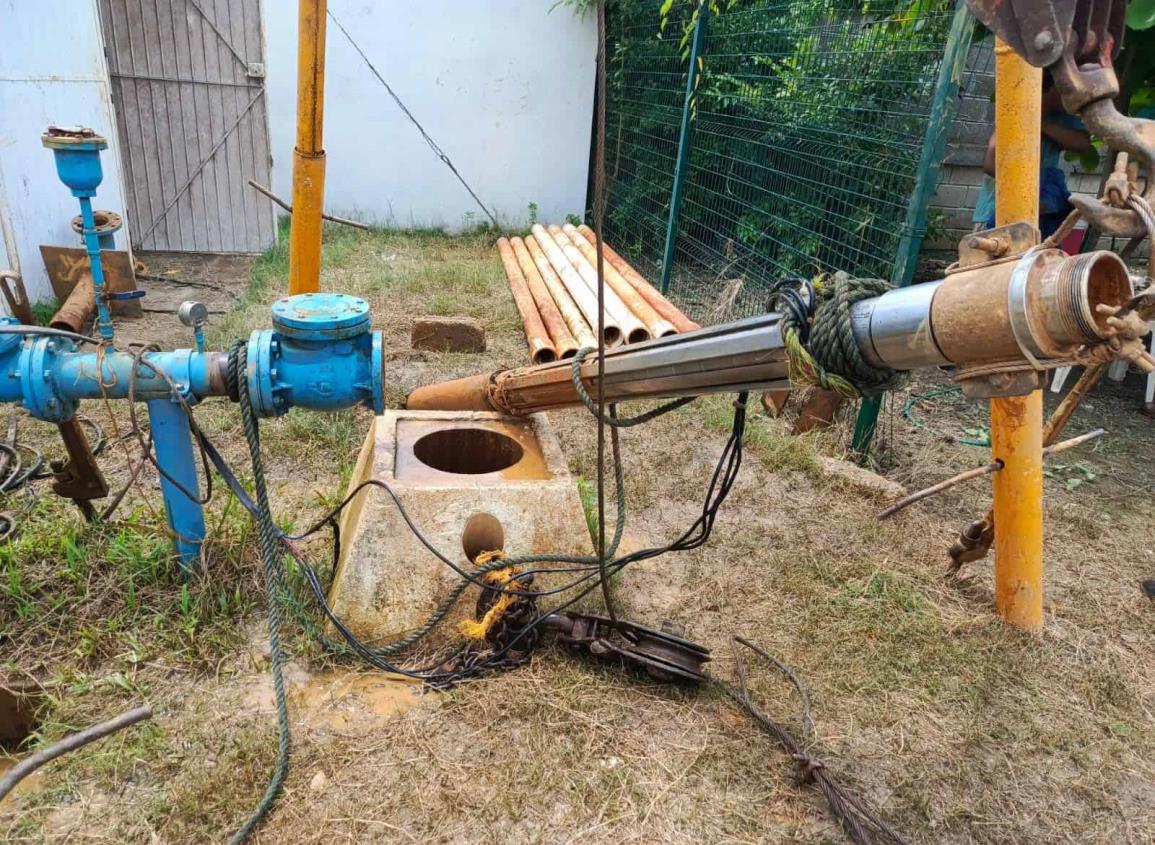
[497,225,699,363]
[410,247,1134,414]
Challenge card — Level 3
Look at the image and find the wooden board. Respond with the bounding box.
[39,246,143,318]
[98,0,275,252]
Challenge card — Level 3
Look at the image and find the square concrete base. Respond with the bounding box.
[327,410,593,645]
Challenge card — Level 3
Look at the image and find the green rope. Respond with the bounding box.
[228,346,291,845]
[778,272,908,398]
[570,347,696,426]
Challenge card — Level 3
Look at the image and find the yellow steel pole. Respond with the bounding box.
[991,38,1044,631]
[288,0,327,295]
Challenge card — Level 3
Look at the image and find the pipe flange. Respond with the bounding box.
[1006,247,1050,368]
[71,210,122,238]
[19,337,78,422]
[245,329,285,418]
[271,293,370,341]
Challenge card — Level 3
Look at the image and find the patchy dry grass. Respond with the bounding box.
[4,226,1155,844]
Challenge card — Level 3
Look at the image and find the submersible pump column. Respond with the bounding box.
[407,250,1132,416]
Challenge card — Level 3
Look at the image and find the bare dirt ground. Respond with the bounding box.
[122,251,254,349]
[3,227,1154,844]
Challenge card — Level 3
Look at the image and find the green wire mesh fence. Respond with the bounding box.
[603,0,970,324]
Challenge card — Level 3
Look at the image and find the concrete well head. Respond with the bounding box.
[327,410,593,645]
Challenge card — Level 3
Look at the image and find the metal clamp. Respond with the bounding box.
[965,1,1154,238]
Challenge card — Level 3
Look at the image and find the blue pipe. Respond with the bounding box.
[147,397,205,571]
[77,198,115,341]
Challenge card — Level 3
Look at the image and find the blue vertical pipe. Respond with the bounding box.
[659,2,710,294]
[78,196,116,341]
[147,398,205,572]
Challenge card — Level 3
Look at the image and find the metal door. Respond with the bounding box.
[98,0,275,253]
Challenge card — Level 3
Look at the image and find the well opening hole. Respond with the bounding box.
[413,428,524,475]
[1,682,45,752]
[462,513,505,563]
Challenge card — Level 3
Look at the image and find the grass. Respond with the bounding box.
[4,226,1155,844]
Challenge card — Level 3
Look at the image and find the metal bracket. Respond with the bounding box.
[966,1,1152,237]
[955,364,1047,399]
[956,222,1039,269]
[545,612,712,683]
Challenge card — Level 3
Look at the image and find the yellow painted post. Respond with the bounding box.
[991,38,1044,631]
[288,0,327,295]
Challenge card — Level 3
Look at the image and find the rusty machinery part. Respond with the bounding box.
[70,210,122,238]
[0,270,33,324]
[544,612,712,683]
[965,1,1123,69]
[854,245,1134,398]
[966,1,1155,238]
[50,418,109,521]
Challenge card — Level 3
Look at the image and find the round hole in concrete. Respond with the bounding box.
[412,428,524,475]
[462,512,505,563]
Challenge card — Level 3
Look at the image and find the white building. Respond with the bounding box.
[0,0,596,301]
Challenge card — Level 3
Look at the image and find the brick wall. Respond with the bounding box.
[924,40,995,258]
[921,38,1112,264]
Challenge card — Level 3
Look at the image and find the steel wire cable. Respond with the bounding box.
[326,6,500,229]
[225,345,291,845]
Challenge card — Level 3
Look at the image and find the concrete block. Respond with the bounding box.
[410,316,486,352]
[932,184,967,207]
[328,410,593,644]
[942,165,986,187]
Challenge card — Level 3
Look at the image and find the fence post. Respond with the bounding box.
[851,0,974,457]
[659,2,710,295]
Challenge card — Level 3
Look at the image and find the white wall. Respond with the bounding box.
[265,1,596,230]
[0,0,129,302]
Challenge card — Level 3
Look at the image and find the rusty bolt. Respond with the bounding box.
[989,373,1014,391]
[966,235,1009,257]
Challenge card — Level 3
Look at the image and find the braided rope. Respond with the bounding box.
[777,273,908,398]
[228,345,291,845]
[570,347,696,425]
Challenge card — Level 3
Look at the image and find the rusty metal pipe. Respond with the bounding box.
[524,236,597,350]
[49,272,96,334]
[510,237,579,359]
[853,249,1133,374]
[546,225,650,344]
[577,225,700,332]
[529,226,621,347]
[562,224,677,338]
[497,238,556,364]
[412,248,1134,415]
